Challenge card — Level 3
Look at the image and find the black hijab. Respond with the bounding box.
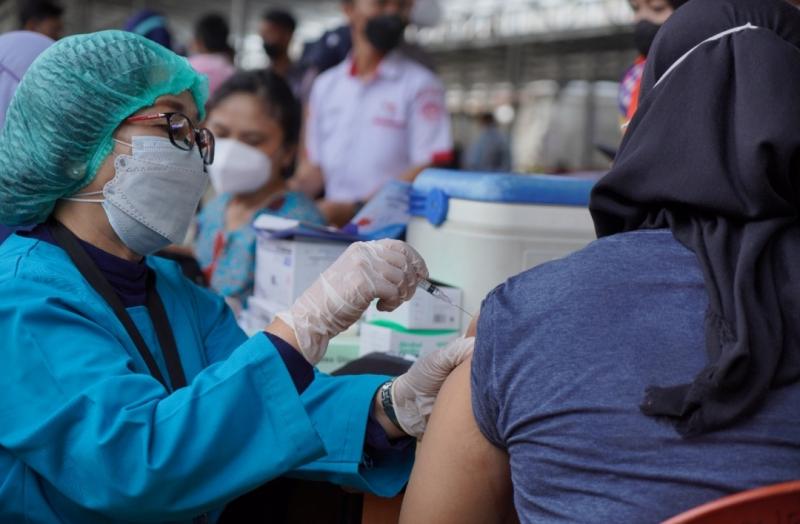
[590,0,800,436]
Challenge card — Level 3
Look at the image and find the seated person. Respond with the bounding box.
[400,1,800,522]
[195,69,325,311]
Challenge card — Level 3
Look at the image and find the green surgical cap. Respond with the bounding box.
[0,30,209,225]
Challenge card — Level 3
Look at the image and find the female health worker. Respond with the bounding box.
[0,30,472,523]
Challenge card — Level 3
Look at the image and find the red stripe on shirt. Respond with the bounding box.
[432,150,455,166]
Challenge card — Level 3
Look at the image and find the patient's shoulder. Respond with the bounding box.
[492,229,697,303]
[479,228,705,341]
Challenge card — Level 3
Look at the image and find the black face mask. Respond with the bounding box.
[365,14,406,53]
[633,20,662,57]
[263,42,285,59]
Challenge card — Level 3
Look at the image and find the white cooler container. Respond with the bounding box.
[407,169,599,325]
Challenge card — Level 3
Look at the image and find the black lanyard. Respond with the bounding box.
[49,220,187,391]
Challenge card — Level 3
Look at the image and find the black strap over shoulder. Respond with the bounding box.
[49,220,186,391]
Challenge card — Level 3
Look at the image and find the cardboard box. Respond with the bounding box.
[235,296,283,336]
[366,283,462,331]
[252,214,353,309]
[359,321,459,359]
[239,297,361,372]
[255,235,349,308]
[317,335,361,374]
[248,296,284,323]
[245,295,360,335]
[237,308,264,337]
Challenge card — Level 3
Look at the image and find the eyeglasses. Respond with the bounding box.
[126,112,215,165]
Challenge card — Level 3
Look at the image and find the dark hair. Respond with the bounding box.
[263,9,297,33]
[123,9,172,50]
[19,0,63,27]
[194,13,232,55]
[208,69,302,147]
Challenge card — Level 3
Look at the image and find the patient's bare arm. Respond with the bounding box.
[399,356,518,524]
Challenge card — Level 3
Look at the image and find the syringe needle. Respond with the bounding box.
[454,303,474,319]
[418,280,474,318]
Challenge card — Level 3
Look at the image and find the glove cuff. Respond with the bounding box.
[391,378,431,438]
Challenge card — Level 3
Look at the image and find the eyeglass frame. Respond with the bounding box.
[125,112,215,165]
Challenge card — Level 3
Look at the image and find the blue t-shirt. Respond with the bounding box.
[472,229,800,523]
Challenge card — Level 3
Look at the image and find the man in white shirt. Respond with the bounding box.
[291,0,453,226]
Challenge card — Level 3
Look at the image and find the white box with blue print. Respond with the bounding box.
[365,281,462,331]
[253,216,350,308]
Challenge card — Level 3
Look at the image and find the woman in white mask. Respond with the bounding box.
[0,30,472,523]
[195,70,324,311]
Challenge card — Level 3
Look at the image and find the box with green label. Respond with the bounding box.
[359,320,459,359]
[365,282,462,331]
[317,335,361,374]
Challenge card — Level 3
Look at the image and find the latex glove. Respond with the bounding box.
[277,240,428,364]
[392,336,475,438]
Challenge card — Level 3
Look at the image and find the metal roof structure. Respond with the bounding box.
[0,0,637,171]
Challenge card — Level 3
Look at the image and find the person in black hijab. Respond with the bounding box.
[592,0,800,436]
[399,2,800,521]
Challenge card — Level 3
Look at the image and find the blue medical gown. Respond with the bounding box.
[0,234,412,523]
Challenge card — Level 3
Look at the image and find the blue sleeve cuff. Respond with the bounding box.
[264,332,314,394]
[365,411,414,454]
[286,373,414,496]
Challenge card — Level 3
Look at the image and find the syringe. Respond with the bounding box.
[418,279,474,319]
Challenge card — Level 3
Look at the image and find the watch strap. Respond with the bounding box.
[380,379,404,432]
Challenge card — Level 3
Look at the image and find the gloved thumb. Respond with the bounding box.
[421,336,474,383]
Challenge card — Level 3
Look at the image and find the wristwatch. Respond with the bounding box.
[379,379,404,432]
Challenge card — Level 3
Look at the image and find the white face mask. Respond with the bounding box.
[207,138,273,195]
[64,136,208,256]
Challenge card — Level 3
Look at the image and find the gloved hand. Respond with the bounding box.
[277,240,428,365]
[392,336,475,439]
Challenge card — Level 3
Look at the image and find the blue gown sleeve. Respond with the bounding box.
[0,276,327,522]
[184,269,414,497]
[288,371,415,497]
